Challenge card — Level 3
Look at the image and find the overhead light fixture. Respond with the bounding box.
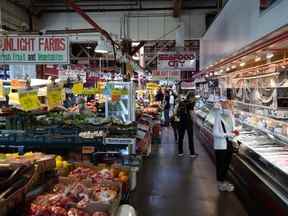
[231,65,237,69]
[220,69,224,73]
[255,56,261,62]
[281,65,286,69]
[95,39,109,54]
[266,53,274,59]
[205,74,209,78]
[240,61,246,67]
[226,67,230,72]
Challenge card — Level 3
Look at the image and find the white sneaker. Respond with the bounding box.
[224,182,234,192]
[178,153,184,157]
[217,182,226,192]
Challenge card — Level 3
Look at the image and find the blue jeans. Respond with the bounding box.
[164,109,170,125]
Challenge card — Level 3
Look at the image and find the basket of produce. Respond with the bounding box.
[25,164,124,216]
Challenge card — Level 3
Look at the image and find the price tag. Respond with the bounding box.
[11,80,26,89]
[47,86,63,110]
[147,82,159,90]
[19,90,41,111]
[72,82,83,95]
[0,80,4,97]
[82,146,95,154]
[82,87,97,95]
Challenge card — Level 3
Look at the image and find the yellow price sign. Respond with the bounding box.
[72,83,84,95]
[19,90,41,112]
[47,86,63,110]
[0,80,4,97]
[146,82,159,90]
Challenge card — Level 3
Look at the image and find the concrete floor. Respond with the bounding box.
[130,127,248,216]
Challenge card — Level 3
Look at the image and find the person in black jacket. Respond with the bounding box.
[155,88,164,102]
[176,92,198,157]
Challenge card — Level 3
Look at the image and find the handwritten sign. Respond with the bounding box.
[18,90,41,111]
[72,83,83,95]
[47,86,63,110]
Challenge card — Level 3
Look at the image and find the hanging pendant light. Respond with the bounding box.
[95,38,109,54]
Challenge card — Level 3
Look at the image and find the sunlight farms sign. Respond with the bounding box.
[0,35,69,64]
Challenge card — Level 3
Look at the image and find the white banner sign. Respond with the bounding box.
[0,35,69,64]
[58,69,87,81]
[157,52,196,70]
[152,70,181,81]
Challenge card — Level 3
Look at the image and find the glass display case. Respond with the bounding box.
[194,99,288,214]
[105,81,135,123]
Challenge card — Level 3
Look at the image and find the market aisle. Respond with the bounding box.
[130,127,247,216]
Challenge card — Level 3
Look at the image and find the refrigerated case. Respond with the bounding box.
[105,81,135,123]
[194,99,288,215]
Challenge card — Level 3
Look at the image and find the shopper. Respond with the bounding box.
[163,90,171,126]
[213,100,238,192]
[155,87,164,102]
[176,93,198,157]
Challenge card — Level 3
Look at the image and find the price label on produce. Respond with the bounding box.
[72,82,84,95]
[18,90,41,111]
[11,80,26,89]
[82,146,95,154]
[146,82,159,90]
[47,86,63,110]
[0,80,4,98]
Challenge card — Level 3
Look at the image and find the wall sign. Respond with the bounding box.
[152,70,181,81]
[0,36,69,64]
[157,52,196,70]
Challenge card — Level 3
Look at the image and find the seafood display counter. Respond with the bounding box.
[194,102,288,215]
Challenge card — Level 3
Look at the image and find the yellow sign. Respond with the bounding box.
[0,80,3,97]
[19,90,41,111]
[47,86,63,110]
[72,82,84,95]
[146,82,159,90]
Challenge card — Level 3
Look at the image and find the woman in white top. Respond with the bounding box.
[213,100,237,192]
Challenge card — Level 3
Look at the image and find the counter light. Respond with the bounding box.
[266,53,274,59]
[255,56,261,62]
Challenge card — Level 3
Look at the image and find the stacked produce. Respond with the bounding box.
[26,165,129,216]
[0,152,55,167]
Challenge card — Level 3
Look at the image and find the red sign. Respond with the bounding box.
[157,52,196,70]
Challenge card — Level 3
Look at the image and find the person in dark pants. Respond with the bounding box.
[155,88,164,102]
[213,100,238,192]
[176,94,198,157]
[163,90,170,126]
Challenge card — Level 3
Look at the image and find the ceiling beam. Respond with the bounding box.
[64,0,116,46]
[173,0,183,17]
